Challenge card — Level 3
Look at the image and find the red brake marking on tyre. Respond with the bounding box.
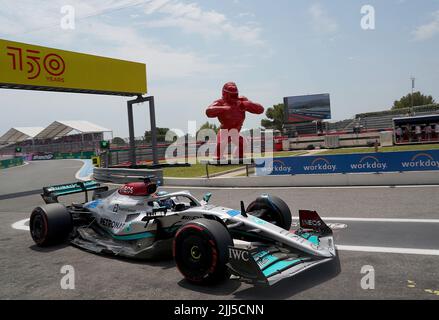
[174,224,218,282]
[35,211,48,245]
[208,240,218,273]
[174,224,206,282]
[175,224,204,239]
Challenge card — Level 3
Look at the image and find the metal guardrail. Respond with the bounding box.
[93,167,164,185]
[199,159,255,178]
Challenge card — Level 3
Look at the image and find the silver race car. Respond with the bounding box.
[29,178,337,286]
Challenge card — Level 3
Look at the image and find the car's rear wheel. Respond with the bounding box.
[246,195,292,230]
[173,218,232,284]
[30,204,73,246]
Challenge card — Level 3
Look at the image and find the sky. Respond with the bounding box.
[0,0,439,138]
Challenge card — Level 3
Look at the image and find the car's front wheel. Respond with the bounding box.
[246,195,292,230]
[173,218,232,284]
[30,203,73,246]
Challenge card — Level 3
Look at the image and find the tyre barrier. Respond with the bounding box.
[93,167,164,185]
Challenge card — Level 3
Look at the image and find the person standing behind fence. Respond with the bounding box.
[395,126,402,143]
[403,126,410,142]
[435,123,439,141]
[425,124,432,141]
[415,125,422,142]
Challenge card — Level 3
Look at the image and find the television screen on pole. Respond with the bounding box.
[283,93,331,123]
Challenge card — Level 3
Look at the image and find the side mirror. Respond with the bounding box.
[202,192,212,203]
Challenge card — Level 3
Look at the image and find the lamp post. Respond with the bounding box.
[410,77,415,115]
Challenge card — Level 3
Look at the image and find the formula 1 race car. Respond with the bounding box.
[29,178,337,286]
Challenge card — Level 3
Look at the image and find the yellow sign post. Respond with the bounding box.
[0,39,147,96]
[0,39,158,167]
[91,156,101,168]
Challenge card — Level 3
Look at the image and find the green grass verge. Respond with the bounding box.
[320,143,439,155]
[163,163,244,178]
[271,151,308,157]
[163,151,306,177]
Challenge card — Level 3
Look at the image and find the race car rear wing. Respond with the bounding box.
[41,181,108,204]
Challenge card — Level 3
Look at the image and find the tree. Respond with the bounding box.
[144,127,177,142]
[111,137,126,145]
[198,121,219,134]
[392,91,435,110]
[261,103,285,132]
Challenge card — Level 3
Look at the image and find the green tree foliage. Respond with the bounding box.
[196,121,219,142]
[261,103,285,132]
[144,127,177,142]
[198,121,219,134]
[111,137,126,145]
[392,91,435,110]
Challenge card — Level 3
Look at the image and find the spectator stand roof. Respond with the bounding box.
[0,127,44,144]
[34,121,112,140]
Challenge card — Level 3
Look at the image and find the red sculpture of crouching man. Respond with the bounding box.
[206,82,264,160]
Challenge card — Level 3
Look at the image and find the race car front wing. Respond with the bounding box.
[227,246,333,286]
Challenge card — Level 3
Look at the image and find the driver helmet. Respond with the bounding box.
[155,191,174,209]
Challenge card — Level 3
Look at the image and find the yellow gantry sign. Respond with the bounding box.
[0,39,147,96]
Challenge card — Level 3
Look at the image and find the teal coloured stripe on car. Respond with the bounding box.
[262,259,304,277]
[111,231,155,241]
[308,235,319,245]
[46,181,99,193]
[253,250,269,260]
[109,225,179,241]
[252,251,290,271]
[256,254,280,269]
[299,232,320,245]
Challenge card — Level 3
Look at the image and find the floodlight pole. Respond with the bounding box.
[410,77,415,116]
[127,95,159,168]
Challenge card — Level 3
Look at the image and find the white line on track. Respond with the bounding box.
[159,185,439,190]
[292,217,439,223]
[10,217,439,256]
[11,218,29,231]
[336,245,439,256]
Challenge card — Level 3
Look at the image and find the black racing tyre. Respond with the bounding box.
[246,195,292,230]
[173,218,232,284]
[30,203,73,246]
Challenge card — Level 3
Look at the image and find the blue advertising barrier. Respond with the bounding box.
[255,150,439,176]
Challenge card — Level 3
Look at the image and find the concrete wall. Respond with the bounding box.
[165,171,439,187]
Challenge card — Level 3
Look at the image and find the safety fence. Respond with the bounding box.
[24,151,96,161]
[256,150,439,176]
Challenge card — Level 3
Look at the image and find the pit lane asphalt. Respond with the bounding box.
[1,160,439,299]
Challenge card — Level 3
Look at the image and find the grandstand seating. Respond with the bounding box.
[360,114,395,130]
[327,119,356,132]
[286,104,439,137]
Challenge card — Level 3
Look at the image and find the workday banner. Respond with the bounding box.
[255,150,439,176]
